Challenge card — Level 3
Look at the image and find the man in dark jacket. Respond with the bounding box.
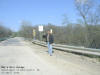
[47,30,54,56]
[42,31,48,43]
[43,30,54,56]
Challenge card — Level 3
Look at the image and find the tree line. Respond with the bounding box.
[16,22,100,49]
[0,23,12,41]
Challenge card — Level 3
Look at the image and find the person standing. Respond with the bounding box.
[47,30,54,56]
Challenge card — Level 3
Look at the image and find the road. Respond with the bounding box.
[0,37,100,75]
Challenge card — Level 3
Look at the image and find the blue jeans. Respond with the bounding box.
[47,42,52,55]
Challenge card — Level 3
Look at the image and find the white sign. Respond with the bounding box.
[50,29,52,33]
[38,25,43,32]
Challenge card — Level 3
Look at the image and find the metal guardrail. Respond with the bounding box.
[32,40,100,57]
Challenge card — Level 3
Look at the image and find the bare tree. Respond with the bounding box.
[62,14,70,26]
[75,0,93,25]
[18,21,33,39]
[74,0,94,47]
[0,23,12,40]
[88,5,100,25]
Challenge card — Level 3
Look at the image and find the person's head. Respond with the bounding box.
[50,29,53,34]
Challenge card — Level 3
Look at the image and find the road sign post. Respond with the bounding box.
[38,25,43,41]
[33,29,36,40]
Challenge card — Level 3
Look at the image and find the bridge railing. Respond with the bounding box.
[32,40,100,57]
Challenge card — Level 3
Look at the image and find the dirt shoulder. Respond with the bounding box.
[26,40,100,75]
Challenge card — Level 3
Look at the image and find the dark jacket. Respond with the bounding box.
[42,34,48,42]
[48,34,54,44]
[43,34,54,44]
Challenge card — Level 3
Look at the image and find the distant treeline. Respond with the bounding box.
[1,22,100,49]
[0,24,12,41]
[17,22,100,49]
